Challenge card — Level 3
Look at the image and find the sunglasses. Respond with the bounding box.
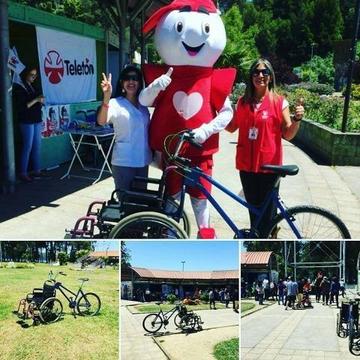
[123,74,139,81]
[29,73,37,78]
[252,68,271,77]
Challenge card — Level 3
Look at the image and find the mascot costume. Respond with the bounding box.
[139,0,236,233]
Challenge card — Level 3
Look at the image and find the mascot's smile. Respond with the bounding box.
[182,41,205,56]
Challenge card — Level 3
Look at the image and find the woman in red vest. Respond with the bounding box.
[227,58,304,237]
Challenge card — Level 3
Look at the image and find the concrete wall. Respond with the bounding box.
[295,119,360,166]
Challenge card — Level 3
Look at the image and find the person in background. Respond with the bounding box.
[339,278,346,297]
[97,65,152,193]
[256,281,265,305]
[226,58,304,237]
[285,276,298,310]
[13,66,46,182]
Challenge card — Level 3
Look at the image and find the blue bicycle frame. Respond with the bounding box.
[174,165,302,239]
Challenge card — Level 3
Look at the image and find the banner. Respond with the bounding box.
[36,26,97,104]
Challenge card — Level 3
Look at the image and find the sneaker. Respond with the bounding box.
[19,174,33,183]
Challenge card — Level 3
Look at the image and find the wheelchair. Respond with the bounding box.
[15,279,63,325]
[336,300,359,339]
[175,304,203,332]
[66,174,191,239]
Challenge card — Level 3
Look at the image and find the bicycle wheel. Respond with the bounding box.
[174,313,183,328]
[39,298,63,324]
[142,313,163,333]
[109,211,188,239]
[265,206,351,239]
[164,197,191,237]
[77,292,101,316]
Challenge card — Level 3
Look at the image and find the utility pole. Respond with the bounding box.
[342,0,360,133]
[0,0,16,193]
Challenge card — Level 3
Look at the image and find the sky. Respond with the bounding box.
[94,241,119,251]
[125,241,239,271]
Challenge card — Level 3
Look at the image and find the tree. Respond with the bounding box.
[121,242,131,267]
[217,5,259,81]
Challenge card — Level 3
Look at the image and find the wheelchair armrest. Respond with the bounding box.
[86,201,106,216]
[133,176,161,185]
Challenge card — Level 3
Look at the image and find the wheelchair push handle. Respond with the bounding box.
[182,130,202,150]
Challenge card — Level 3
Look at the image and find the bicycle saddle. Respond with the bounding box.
[261,164,299,176]
[78,278,89,282]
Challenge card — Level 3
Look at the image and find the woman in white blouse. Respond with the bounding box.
[97,65,152,192]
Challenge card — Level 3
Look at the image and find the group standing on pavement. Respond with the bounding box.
[244,271,344,310]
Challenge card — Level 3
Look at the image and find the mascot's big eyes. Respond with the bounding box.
[202,22,210,35]
[176,21,184,34]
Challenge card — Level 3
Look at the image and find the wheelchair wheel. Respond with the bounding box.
[77,292,101,316]
[350,338,360,356]
[39,298,63,324]
[142,313,163,333]
[164,197,191,237]
[337,313,346,338]
[109,211,188,239]
[265,206,351,239]
[174,313,183,328]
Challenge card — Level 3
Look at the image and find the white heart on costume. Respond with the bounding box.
[172,91,203,120]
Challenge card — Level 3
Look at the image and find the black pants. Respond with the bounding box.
[322,293,329,305]
[240,171,279,237]
[210,299,216,309]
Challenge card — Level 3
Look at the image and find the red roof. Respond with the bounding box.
[131,267,238,280]
[88,250,119,258]
[241,251,273,266]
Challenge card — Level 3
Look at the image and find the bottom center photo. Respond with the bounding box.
[120,240,240,360]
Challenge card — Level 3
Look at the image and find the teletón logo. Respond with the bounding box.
[44,50,94,85]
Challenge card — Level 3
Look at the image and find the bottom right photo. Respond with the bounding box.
[241,240,360,360]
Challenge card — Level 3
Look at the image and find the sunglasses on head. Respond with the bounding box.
[252,68,271,77]
[123,74,139,81]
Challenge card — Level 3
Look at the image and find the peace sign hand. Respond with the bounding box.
[101,73,112,102]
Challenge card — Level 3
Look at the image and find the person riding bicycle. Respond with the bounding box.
[226,58,304,237]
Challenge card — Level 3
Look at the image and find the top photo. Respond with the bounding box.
[0,0,359,239]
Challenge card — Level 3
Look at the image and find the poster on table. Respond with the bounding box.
[41,105,61,137]
[36,26,97,104]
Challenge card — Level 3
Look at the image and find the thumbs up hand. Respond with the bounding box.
[150,67,173,91]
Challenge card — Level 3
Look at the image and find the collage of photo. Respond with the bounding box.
[1,240,360,360]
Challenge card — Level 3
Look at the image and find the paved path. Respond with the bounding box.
[121,301,239,360]
[0,131,359,238]
[241,299,356,360]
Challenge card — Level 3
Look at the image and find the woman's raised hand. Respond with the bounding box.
[101,73,112,102]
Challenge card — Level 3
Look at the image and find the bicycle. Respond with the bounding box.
[142,302,183,333]
[109,130,351,239]
[49,271,101,318]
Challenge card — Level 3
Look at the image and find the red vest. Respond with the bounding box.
[143,64,236,157]
[235,94,284,173]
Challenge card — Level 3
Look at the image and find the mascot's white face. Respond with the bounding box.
[154,9,226,67]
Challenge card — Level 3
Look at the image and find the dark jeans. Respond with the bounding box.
[19,122,42,175]
[240,171,279,237]
[330,293,339,307]
[322,293,330,305]
[278,293,284,305]
[209,299,216,309]
[112,165,148,193]
[315,287,321,302]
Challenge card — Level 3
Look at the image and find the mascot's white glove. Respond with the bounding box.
[139,67,173,106]
[192,97,233,144]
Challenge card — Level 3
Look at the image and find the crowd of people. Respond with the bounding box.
[242,272,346,310]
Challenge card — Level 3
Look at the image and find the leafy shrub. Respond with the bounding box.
[200,292,209,303]
[298,54,335,85]
[284,82,334,95]
[230,82,246,104]
[58,252,69,266]
[1,262,34,269]
[350,84,360,100]
[166,294,177,304]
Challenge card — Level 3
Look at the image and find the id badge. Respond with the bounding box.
[248,127,258,140]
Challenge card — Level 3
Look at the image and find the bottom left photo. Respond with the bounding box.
[0,241,119,360]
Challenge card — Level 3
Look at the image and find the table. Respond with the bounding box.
[61,128,115,184]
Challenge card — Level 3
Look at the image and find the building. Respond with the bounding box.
[241,251,278,284]
[121,266,239,301]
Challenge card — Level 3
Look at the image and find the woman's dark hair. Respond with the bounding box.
[242,58,278,104]
[114,64,143,98]
[19,66,37,84]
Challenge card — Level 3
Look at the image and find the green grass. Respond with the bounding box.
[213,338,239,360]
[132,302,227,314]
[0,264,119,360]
[241,302,255,313]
